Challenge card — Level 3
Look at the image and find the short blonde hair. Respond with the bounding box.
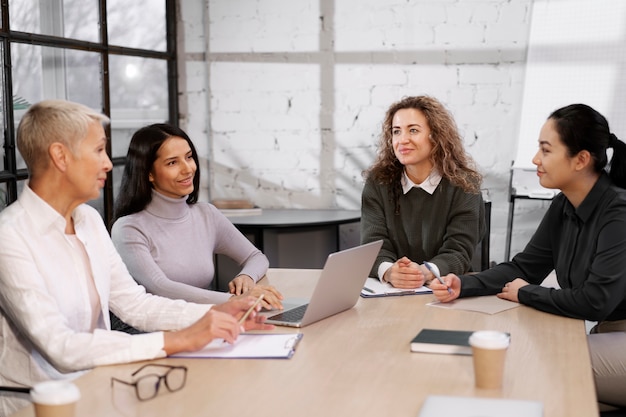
[17,100,109,175]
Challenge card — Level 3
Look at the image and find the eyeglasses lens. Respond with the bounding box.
[135,374,161,401]
[165,368,186,392]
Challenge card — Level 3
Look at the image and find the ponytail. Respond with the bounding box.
[608,133,626,189]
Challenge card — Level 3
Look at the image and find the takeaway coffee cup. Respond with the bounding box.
[30,381,80,417]
[469,330,510,389]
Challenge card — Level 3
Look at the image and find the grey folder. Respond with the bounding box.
[265,240,383,328]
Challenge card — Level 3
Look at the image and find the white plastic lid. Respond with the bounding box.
[469,330,510,349]
[30,381,81,405]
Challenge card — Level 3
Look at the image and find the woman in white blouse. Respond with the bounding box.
[0,100,272,415]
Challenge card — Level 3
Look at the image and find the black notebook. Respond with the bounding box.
[410,329,474,355]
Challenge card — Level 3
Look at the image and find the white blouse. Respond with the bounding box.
[0,185,211,415]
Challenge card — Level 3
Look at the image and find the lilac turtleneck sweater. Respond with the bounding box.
[111,191,269,304]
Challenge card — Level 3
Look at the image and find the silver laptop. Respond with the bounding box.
[264,240,383,328]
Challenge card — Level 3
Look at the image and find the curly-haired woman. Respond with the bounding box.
[361,95,485,289]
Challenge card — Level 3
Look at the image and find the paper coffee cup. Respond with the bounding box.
[469,330,510,389]
[30,381,80,417]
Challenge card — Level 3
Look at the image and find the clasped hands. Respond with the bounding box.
[229,275,284,310]
[384,257,433,289]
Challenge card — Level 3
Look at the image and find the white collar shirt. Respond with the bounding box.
[401,169,442,195]
[0,185,210,415]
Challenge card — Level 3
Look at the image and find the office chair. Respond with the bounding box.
[471,200,492,272]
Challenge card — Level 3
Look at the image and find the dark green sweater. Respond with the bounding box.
[360,177,485,277]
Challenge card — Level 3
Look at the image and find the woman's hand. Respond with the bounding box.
[229,275,284,310]
[163,297,275,355]
[214,295,276,331]
[497,278,529,303]
[241,285,284,310]
[429,273,461,302]
[163,309,239,354]
[229,275,255,295]
[384,257,426,289]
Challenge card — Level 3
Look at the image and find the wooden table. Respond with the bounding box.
[12,269,598,417]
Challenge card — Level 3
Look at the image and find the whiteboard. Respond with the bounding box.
[514,0,626,169]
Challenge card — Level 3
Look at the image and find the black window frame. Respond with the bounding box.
[0,0,179,229]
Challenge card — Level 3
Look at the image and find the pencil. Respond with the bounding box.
[238,294,264,325]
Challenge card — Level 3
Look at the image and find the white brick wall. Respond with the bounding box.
[177,0,539,264]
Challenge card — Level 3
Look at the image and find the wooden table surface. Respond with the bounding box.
[11,268,598,417]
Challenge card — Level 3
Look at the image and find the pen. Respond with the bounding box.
[238,294,264,325]
[363,287,375,293]
[424,262,453,294]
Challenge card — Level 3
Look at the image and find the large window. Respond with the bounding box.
[0,0,178,227]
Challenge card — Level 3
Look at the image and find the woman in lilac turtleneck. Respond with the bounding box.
[111,124,283,317]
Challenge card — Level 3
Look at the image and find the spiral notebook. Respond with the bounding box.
[170,333,303,359]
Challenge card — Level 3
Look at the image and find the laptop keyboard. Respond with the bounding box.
[268,304,309,322]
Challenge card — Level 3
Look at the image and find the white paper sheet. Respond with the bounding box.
[427,296,520,315]
[170,333,302,359]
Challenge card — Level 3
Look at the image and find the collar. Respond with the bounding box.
[145,190,191,220]
[564,172,613,223]
[19,183,84,234]
[401,169,442,195]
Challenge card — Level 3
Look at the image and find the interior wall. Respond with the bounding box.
[177,0,540,264]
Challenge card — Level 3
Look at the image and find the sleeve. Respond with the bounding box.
[517,209,626,321]
[105,228,213,332]
[0,218,208,374]
[209,206,269,282]
[459,198,559,297]
[360,179,396,277]
[428,187,485,275]
[111,217,233,304]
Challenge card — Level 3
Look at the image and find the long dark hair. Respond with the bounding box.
[114,123,200,220]
[549,104,626,188]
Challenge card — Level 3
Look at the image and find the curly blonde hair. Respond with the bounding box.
[364,96,482,207]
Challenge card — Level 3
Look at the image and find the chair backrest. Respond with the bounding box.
[470,200,492,272]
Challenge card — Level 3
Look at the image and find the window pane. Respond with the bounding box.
[12,43,103,168]
[110,128,136,161]
[9,0,100,43]
[0,181,25,213]
[112,164,124,205]
[109,55,169,158]
[107,0,166,51]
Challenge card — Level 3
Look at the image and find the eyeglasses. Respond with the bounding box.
[111,364,187,401]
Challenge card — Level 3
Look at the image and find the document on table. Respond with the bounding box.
[361,277,432,297]
[427,296,520,314]
[419,395,542,417]
[170,333,303,359]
